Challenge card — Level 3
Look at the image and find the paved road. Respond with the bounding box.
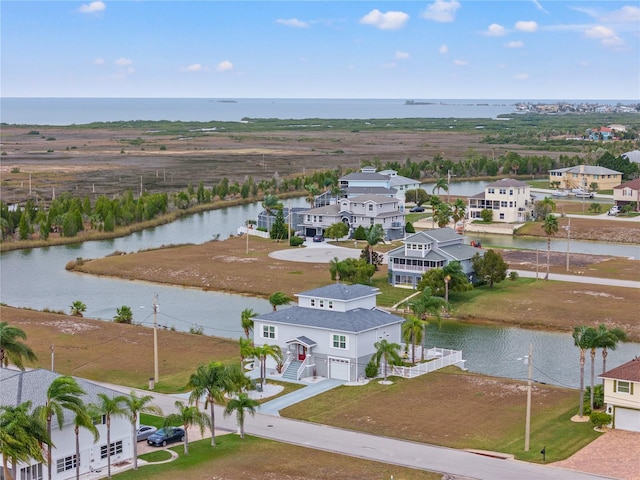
[102,383,611,480]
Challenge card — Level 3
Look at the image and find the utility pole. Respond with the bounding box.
[525,343,533,451]
[152,294,159,386]
[50,344,55,372]
[564,218,571,272]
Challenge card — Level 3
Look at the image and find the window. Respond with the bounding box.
[262,325,276,339]
[616,380,632,394]
[499,188,506,195]
[310,299,315,307]
[93,414,106,425]
[319,299,324,308]
[509,190,513,195]
[19,464,43,480]
[487,188,494,194]
[332,334,347,349]
[328,301,333,309]
[100,441,123,459]
[368,204,374,211]
[56,455,77,474]
[499,213,505,220]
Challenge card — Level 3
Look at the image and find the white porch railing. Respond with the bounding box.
[281,353,294,374]
[237,226,270,238]
[387,347,464,379]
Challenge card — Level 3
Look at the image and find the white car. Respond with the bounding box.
[607,206,621,216]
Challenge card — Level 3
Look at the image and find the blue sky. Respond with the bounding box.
[2,1,639,99]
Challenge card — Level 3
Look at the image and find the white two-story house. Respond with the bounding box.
[387,228,484,288]
[467,178,534,223]
[0,369,134,480]
[301,194,405,240]
[252,284,404,382]
[600,358,640,432]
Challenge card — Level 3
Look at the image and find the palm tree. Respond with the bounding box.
[432,177,448,196]
[573,326,596,418]
[409,288,447,361]
[239,337,255,366]
[240,308,257,338]
[539,196,557,217]
[72,409,99,480]
[261,194,281,233]
[113,305,133,324]
[364,224,385,265]
[269,291,291,311]
[304,184,320,206]
[541,214,559,280]
[187,362,228,447]
[38,376,86,480]
[94,393,128,479]
[1,402,50,480]
[163,401,210,455]
[596,325,626,384]
[224,393,259,439]
[70,300,86,317]
[253,344,282,387]
[402,316,425,365]
[122,391,162,470]
[429,195,441,228]
[451,198,466,226]
[373,339,402,383]
[0,322,37,369]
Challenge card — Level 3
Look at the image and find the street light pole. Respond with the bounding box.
[525,343,533,452]
[564,218,570,272]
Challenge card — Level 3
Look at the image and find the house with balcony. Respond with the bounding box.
[600,358,640,432]
[387,228,484,288]
[252,283,404,382]
[0,369,134,480]
[613,178,640,212]
[300,194,405,240]
[467,178,534,223]
[548,165,622,192]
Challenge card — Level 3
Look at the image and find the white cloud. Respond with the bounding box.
[485,23,506,36]
[514,73,529,80]
[360,9,409,30]
[506,40,524,48]
[94,58,105,65]
[453,59,468,66]
[439,44,448,54]
[421,0,461,23]
[601,6,640,23]
[395,51,410,60]
[216,60,233,72]
[382,62,397,69]
[515,20,538,32]
[115,57,132,66]
[79,1,105,14]
[532,1,549,14]
[585,25,624,47]
[276,18,309,28]
[180,64,205,72]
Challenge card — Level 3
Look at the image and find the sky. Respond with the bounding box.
[1,0,639,99]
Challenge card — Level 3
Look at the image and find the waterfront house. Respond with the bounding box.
[548,165,622,192]
[467,178,534,223]
[600,358,640,432]
[300,194,405,240]
[613,178,640,212]
[253,284,404,382]
[386,228,484,288]
[0,369,134,480]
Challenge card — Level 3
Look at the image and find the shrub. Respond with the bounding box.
[10,167,20,173]
[46,137,56,141]
[353,225,367,241]
[365,358,379,379]
[509,271,519,281]
[28,130,40,135]
[189,325,204,335]
[405,221,415,233]
[480,209,493,223]
[590,411,611,430]
[159,145,167,151]
[588,203,602,214]
[289,235,304,247]
[584,384,605,409]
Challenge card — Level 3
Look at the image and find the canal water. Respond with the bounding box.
[1,195,637,389]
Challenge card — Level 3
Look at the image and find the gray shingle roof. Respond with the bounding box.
[340,172,390,182]
[344,186,397,196]
[439,244,484,261]
[297,283,379,301]
[255,306,403,333]
[1,369,126,425]
[422,227,462,243]
[347,194,398,204]
[485,178,530,188]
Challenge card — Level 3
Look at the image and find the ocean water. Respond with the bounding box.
[0,97,629,126]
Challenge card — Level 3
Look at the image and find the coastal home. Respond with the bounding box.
[387,228,484,288]
[379,169,422,204]
[300,194,405,240]
[613,178,640,212]
[467,178,534,223]
[548,165,623,191]
[0,369,134,480]
[587,126,613,140]
[600,358,640,432]
[252,284,404,382]
[622,149,640,165]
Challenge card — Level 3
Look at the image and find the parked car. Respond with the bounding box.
[313,234,324,242]
[136,425,157,442]
[147,427,185,447]
[608,206,621,216]
[410,206,425,212]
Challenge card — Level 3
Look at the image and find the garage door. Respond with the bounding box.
[330,358,351,381]
[615,408,640,432]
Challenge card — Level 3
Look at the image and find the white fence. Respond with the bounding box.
[387,347,465,379]
[237,226,270,239]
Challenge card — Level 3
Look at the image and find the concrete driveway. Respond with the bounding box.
[269,238,367,263]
